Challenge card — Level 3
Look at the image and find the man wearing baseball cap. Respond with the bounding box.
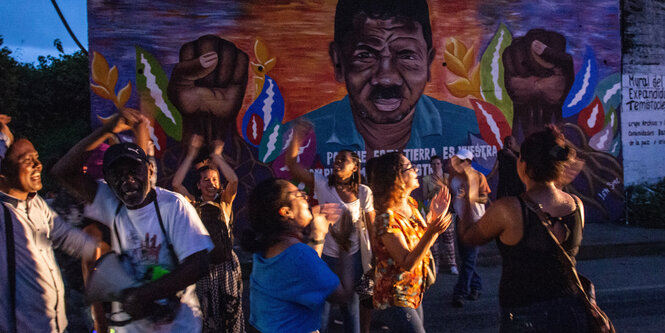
[52,108,213,332]
[448,148,490,308]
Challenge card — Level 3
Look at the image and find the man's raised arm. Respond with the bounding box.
[51,108,144,203]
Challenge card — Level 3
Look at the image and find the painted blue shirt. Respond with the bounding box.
[302,95,480,168]
[249,242,339,333]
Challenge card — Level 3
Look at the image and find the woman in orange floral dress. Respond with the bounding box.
[369,152,453,332]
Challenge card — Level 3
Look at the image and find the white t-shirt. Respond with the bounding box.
[313,173,374,258]
[85,182,214,333]
[450,175,486,222]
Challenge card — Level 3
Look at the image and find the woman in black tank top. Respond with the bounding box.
[456,125,590,332]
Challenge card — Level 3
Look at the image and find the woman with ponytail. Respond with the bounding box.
[285,120,375,333]
[242,178,354,333]
[457,125,591,332]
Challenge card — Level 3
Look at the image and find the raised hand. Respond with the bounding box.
[428,185,451,223]
[167,35,249,142]
[311,203,343,237]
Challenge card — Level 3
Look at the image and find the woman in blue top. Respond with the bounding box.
[242,178,355,333]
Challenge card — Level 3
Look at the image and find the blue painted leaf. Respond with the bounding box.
[562,47,599,118]
[242,75,285,147]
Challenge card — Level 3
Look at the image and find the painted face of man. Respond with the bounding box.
[3,139,43,197]
[334,17,433,124]
[105,158,152,207]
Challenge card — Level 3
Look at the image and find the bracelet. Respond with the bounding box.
[308,239,325,245]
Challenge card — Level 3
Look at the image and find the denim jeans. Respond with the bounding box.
[453,243,481,297]
[320,251,362,333]
[380,305,426,333]
[500,296,589,332]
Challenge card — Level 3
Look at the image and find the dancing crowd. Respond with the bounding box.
[0,106,609,333]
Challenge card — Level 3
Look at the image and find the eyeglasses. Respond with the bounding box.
[290,190,309,200]
[401,164,418,173]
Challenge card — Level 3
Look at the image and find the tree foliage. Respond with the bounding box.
[0,36,90,191]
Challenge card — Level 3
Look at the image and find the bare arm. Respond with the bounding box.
[51,108,143,203]
[210,140,238,207]
[171,135,203,202]
[285,121,314,189]
[457,169,519,246]
[0,114,14,146]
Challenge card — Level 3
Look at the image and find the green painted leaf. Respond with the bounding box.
[135,45,182,141]
[480,23,514,127]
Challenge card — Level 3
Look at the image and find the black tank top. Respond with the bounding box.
[196,196,234,264]
[497,196,583,308]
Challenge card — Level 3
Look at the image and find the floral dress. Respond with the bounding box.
[373,197,433,309]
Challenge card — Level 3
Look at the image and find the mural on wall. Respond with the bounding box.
[88,0,622,225]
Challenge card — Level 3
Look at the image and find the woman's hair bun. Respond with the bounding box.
[548,145,570,161]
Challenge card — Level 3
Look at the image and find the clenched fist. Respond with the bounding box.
[168,35,249,143]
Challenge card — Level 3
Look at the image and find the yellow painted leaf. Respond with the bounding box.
[469,64,481,90]
[453,39,467,60]
[469,65,482,99]
[254,38,272,64]
[116,81,132,108]
[262,57,276,73]
[91,51,110,85]
[463,46,475,73]
[444,50,467,78]
[446,78,472,98]
[90,84,113,101]
[107,66,118,91]
[445,37,456,54]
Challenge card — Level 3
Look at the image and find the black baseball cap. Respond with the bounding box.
[102,142,149,174]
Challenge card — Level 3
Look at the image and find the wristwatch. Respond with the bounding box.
[308,238,325,246]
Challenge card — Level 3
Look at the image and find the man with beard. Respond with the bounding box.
[0,134,101,332]
[52,108,213,332]
[302,0,479,163]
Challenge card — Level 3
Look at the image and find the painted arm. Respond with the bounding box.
[171,134,203,202]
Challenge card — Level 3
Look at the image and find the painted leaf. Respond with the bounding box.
[562,46,599,117]
[609,134,621,157]
[452,38,467,59]
[589,123,613,152]
[605,107,618,135]
[242,75,285,147]
[469,99,511,149]
[446,78,472,98]
[135,45,183,141]
[90,84,113,100]
[254,38,272,65]
[595,73,621,113]
[444,50,467,78]
[107,66,118,91]
[462,46,475,73]
[116,82,132,109]
[258,121,284,163]
[480,23,514,126]
[91,51,110,85]
[577,97,604,137]
[469,65,482,99]
[147,118,167,159]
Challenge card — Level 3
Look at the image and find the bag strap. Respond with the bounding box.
[113,193,179,266]
[518,193,590,301]
[3,203,17,333]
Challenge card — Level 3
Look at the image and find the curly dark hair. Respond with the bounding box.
[520,124,576,183]
[241,178,294,253]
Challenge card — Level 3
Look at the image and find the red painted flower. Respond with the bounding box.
[577,97,605,137]
[469,99,512,148]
